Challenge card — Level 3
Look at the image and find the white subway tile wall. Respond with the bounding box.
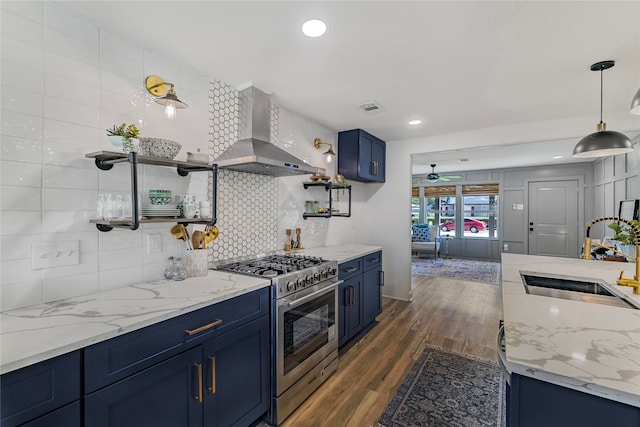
[1,1,345,310]
[0,1,211,310]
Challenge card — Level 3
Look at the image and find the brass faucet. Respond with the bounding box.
[582,217,640,294]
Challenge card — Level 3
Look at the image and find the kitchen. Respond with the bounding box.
[1,1,640,426]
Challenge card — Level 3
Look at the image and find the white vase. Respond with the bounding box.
[108,135,124,151]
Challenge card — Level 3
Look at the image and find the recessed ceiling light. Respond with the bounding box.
[302,19,327,37]
[408,119,422,125]
[553,155,563,159]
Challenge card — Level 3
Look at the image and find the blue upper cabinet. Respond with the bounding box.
[338,129,386,183]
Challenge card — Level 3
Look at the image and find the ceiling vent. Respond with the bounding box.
[357,100,384,112]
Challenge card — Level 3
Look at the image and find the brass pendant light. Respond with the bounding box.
[572,60,634,158]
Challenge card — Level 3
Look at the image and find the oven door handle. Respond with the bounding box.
[286,281,342,308]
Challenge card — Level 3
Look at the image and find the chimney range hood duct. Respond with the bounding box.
[214,86,316,176]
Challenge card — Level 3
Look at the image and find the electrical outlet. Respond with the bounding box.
[503,243,509,252]
[32,241,80,269]
[148,234,162,254]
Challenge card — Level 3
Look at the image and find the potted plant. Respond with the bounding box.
[608,219,639,259]
[106,123,139,153]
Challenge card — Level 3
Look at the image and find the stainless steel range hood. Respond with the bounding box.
[214,86,316,176]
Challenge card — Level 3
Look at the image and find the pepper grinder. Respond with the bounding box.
[296,228,303,249]
[285,229,292,252]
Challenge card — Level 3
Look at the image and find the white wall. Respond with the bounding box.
[372,116,640,301]
[0,2,362,310]
[0,2,212,310]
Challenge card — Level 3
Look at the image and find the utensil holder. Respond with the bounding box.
[186,249,208,277]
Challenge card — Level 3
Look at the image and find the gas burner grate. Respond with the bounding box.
[216,254,326,278]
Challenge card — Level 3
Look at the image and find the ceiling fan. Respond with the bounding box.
[425,164,462,183]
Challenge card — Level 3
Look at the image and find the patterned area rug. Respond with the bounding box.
[378,345,506,427]
[411,258,501,285]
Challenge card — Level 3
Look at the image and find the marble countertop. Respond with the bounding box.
[501,253,640,407]
[0,244,382,375]
[295,244,382,263]
[0,271,270,374]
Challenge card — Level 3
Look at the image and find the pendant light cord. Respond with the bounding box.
[599,67,604,124]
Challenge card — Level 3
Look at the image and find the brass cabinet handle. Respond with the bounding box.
[195,363,203,403]
[343,267,357,273]
[380,270,385,286]
[372,161,378,176]
[185,319,223,336]
[209,356,216,394]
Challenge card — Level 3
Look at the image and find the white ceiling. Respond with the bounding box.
[61,1,640,173]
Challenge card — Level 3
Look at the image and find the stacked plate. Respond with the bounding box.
[141,205,180,218]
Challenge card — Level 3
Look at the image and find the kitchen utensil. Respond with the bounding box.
[192,230,204,250]
[203,225,219,248]
[171,224,193,250]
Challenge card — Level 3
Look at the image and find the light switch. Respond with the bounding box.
[32,241,80,269]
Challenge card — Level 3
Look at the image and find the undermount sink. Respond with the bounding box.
[520,272,640,310]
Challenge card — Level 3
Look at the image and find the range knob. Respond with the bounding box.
[328,267,337,276]
[320,269,328,279]
[313,272,321,281]
[286,281,295,292]
[305,275,314,285]
[296,278,305,289]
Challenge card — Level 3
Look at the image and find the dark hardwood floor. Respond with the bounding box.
[281,274,504,427]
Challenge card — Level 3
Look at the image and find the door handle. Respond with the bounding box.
[209,356,216,394]
[379,270,385,286]
[195,363,203,403]
[286,282,340,308]
[185,319,222,336]
[349,286,355,306]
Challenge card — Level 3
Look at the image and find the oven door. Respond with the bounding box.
[276,278,341,395]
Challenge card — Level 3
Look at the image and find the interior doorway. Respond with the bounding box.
[527,180,579,258]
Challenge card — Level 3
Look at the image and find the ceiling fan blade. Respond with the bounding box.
[439,176,450,182]
[441,175,463,179]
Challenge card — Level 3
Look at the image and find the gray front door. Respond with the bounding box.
[528,180,579,257]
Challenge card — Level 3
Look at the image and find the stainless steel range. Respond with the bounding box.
[215,254,341,425]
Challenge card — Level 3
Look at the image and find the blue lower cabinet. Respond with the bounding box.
[84,315,270,427]
[0,351,80,427]
[203,317,270,427]
[84,347,203,427]
[20,401,80,427]
[338,251,383,348]
[362,266,382,326]
[509,373,640,427]
[338,275,363,347]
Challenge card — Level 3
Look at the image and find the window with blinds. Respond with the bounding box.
[412,183,499,239]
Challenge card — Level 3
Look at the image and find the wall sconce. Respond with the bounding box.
[314,138,336,163]
[145,75,188,120]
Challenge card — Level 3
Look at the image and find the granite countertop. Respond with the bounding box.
[296,244,382,263]
[501,253,640,407]
[0,271,270,375]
